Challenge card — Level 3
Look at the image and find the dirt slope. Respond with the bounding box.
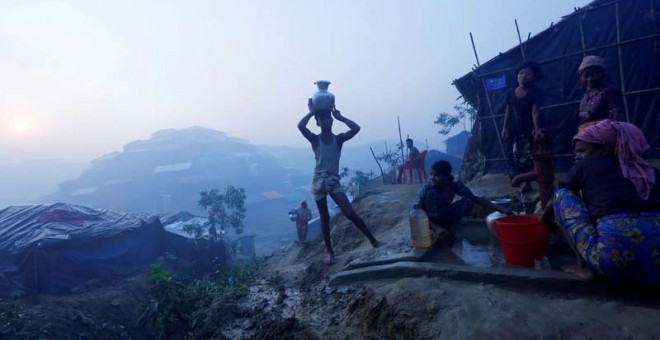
[227,182,660,339]
[3,182,659,339]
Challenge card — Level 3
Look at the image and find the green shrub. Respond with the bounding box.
[137,259,260,339]
[0,293,48,339]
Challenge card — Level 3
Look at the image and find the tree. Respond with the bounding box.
[183,186,246,242]
[434,101,477,135]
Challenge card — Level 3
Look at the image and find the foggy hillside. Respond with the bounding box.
[0,127,464,213]
[0,160,87,208]
[39,127,313,254]
[44,127,309,212]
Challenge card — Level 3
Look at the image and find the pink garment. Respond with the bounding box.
[573,119,656,200]
[578,87,623,123]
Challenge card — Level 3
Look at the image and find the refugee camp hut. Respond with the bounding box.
[0,203,225,295]
[453,0,660,179]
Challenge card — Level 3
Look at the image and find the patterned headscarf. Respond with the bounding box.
[573,119,656,200]
[577,55,605,74]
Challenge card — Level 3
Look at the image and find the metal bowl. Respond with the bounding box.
[491,198,512,207]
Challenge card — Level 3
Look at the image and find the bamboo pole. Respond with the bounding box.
[623,87,660,95]
[397,116,405,166]
[515,19,526,60]
[469,32,481,67]
[469,32,507,160]
[615,1,632,122]
[653,0,659,34]
[369,147,387,185]
[578,11,587,54]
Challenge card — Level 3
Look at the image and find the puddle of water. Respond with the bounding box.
[421,220,574,270]
[421,221,507,268]
[422,237,507,268]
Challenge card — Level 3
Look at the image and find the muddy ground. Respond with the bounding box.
[2,183,660,339]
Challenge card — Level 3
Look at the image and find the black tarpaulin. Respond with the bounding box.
[453,0,660,176]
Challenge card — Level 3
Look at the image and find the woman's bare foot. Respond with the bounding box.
[324,253,336,265]
[562,264,594,280]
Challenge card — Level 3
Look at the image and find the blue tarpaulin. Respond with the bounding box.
[0,203,221,295]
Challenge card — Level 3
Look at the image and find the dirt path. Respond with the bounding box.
[220,183,660,339]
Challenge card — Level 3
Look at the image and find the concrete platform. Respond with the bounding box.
[331,261,582,290]
[343,248,427,271]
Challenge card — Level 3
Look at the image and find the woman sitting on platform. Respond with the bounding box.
[545,119,660,281]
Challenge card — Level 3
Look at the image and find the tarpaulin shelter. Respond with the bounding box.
[0,203,224,295]
[453,0,660,176]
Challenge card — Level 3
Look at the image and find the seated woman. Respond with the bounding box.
[546,120,660,281]
[419,160,511,241]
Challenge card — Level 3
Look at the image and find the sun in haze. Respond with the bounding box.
[12,118,31,135]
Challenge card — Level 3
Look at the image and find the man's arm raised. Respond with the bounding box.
[332,108,360,144]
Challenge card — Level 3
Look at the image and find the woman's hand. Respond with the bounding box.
[532,128,545,142]
[331,107,343,120]
[308,98,315,113]
[501,127,509,140]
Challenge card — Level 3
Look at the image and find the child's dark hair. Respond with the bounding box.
[517,61,542,81]
[406,138,413,144]
[431,160,454,181]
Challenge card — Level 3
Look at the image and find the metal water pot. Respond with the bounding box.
[311,80,335,111]
[486,198,512,234]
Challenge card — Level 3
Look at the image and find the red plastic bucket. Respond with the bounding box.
[493,215,549,267]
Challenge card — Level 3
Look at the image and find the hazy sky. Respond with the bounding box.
[0,0,591,163]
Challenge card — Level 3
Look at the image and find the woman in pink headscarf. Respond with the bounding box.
[544,120,660,282]
[577,56,624,131]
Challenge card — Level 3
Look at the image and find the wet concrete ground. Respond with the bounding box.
[420,219,575,271]
[332,218,660,309]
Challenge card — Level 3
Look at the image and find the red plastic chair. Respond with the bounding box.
[402,150,428,183]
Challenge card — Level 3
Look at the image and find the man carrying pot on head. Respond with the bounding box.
[295,200,313,245]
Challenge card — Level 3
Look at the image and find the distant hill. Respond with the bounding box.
[45,127,311,212]
[0,160,87,208]
[42,127,315,253]
[34,127,460,254]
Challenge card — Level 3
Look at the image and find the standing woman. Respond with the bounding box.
[501,61,544,191]
[577,56,624,130]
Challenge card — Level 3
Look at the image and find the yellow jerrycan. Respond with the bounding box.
[409,204,432,248]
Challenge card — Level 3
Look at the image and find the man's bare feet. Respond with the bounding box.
[324,253,336,265]
[431,226,451,242]
[562,263,594,280]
